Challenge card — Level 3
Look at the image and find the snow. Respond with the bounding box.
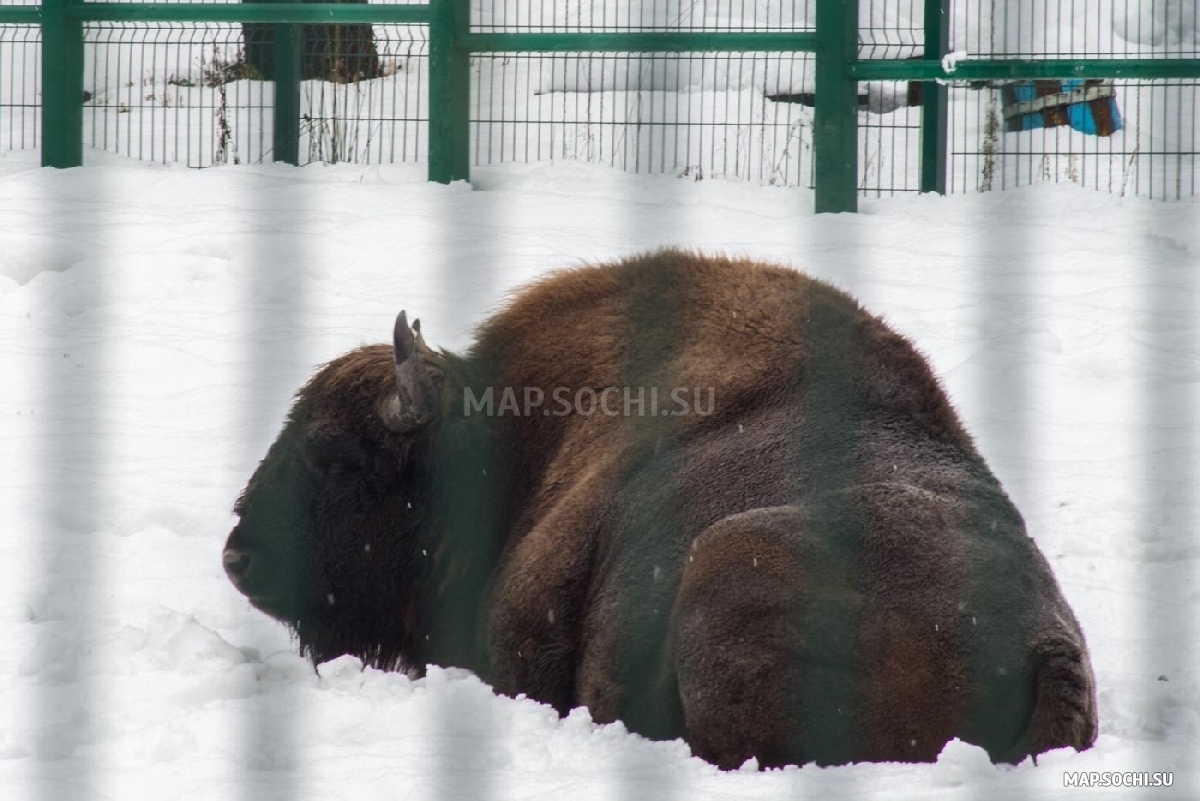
[1,150,1198,798]
[1113,0,1197,49]
[941,50,969,75]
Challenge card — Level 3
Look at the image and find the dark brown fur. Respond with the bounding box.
[225,249,1097,768]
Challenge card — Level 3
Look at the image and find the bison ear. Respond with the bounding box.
[379,311,438,433]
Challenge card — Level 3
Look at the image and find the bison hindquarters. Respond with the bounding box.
[672,505,864,769]
[999,635,1098,763]
[670,502,1097,769]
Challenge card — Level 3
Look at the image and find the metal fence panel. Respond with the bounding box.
[1,0,1198,203]
[946,0,1199,199]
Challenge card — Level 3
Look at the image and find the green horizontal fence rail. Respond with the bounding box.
[3,0,1200,212]
[852,59,1200,82]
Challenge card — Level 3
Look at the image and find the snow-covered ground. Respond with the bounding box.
[0,151,1198,799]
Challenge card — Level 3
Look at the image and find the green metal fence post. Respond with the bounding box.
[814,0,859,213]
[273,20,301,164]
[428,0,470,183]
[41,0,85,167]
[920,0,948,194]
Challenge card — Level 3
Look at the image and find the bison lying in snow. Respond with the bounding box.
[223,250,1097,768]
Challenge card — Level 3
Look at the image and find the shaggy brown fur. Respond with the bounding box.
[224,249,1097,769]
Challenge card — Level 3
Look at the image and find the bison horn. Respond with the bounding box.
[380,311,437,432]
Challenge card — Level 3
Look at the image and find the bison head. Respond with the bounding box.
[222,312,447,669]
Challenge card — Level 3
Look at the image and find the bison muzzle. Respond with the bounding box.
[224,250,1097,769]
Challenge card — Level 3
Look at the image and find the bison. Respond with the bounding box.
[223,250,1097,769]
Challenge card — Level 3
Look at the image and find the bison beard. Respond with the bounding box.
[224,249,1098,769]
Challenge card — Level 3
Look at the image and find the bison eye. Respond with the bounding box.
[304,429,369,477]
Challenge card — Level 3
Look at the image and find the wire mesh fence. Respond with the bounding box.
[1,0,1197,198]
[1,19,430,167]
[947,79,1200,199]
[0,24,39,151]
[470,51,818,186]
[858,0,922,195]
[74,23,428,167]
[81,24,268,165]
[944,0,1199,199]
[466,0,921,192]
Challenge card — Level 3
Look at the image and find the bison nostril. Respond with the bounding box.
[223,548,252,582]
